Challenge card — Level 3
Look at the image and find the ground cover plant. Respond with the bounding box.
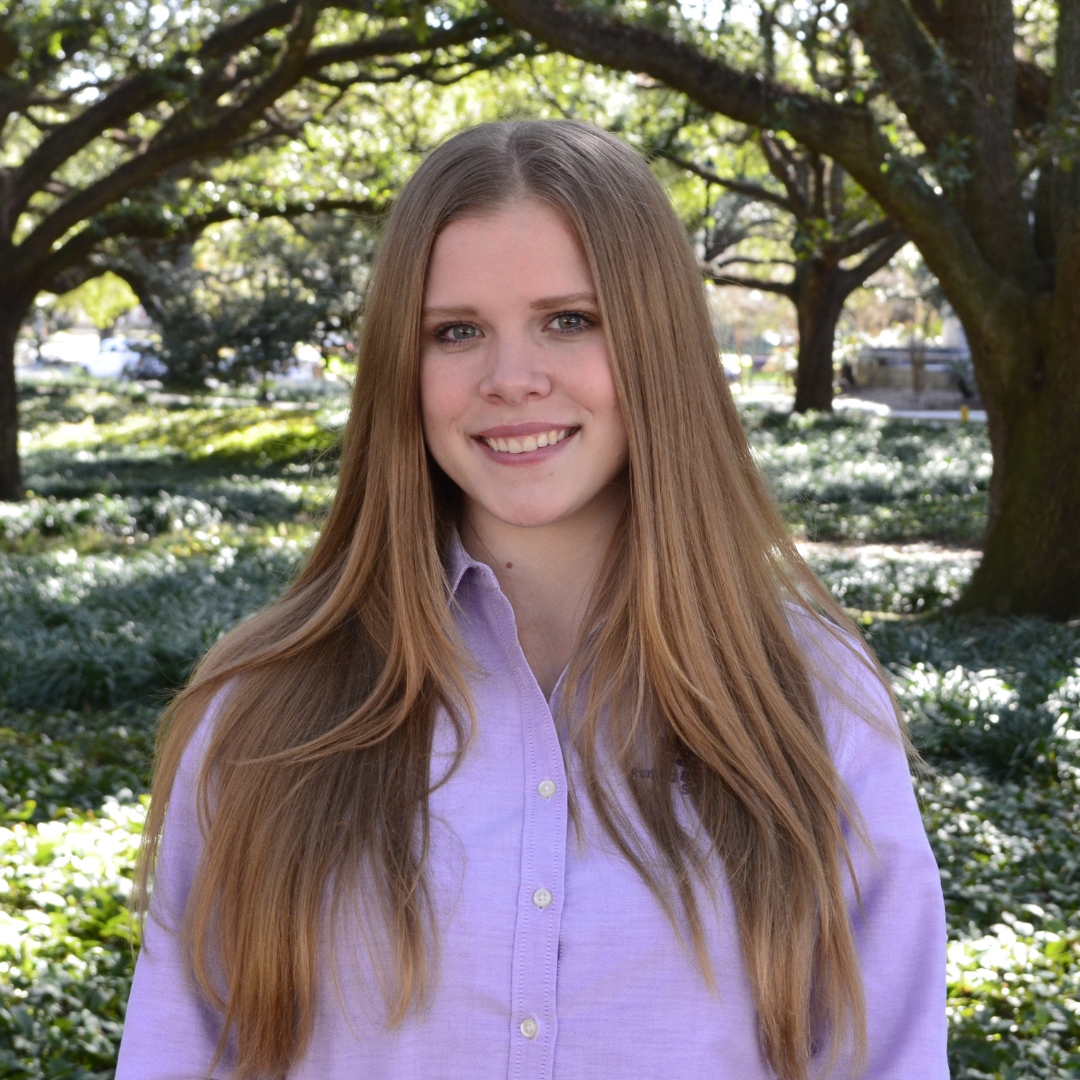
[0,377,1076,1078]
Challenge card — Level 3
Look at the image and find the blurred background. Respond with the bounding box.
[0,2,1077,1077]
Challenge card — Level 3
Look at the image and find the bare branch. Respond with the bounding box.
[837,232,909,290]
[709,255,796,270]
[827,216,899,260]
[706,269,796,296]
[657,150,793,211]
[32,195,383,296]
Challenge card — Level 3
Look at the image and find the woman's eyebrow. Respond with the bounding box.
[422,304,480,318]
[423,294,598,318]
[530,292,598,310]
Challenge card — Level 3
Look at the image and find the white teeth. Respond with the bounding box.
[482,428,572,454]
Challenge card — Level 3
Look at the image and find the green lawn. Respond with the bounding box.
[1,376,1077,1078]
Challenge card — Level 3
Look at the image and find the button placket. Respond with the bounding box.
[501,614,568,1080]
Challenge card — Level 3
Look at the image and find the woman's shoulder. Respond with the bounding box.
[173,683,234,788]
[784,603,905,779]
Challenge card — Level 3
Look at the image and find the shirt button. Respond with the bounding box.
[532,887,553,909]
[520,1017,539,1039]
[537,779,557,799]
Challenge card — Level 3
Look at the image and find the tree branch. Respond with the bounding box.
[847,0,960,154]
[709,255,796,271]
[1052,0,1080,106]
[10,5,447,285]
[302,14,505,73]
[6,8,507,290]
[4,2,311,234]
[1015,58,1052,128]
[4,71,164,234]
[935,0,1041,281]
[837,232,909,291]
[827,216,899,260]
[199,0,300,59]
[32,196,383,297]
[706,269,796,297]
[657,150,793,211]
[759,132,810,218]
[908,0,946,40]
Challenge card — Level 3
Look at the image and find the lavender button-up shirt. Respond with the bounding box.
[117,538,948,1079]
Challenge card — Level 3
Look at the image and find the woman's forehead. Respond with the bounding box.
[424,203,595,309]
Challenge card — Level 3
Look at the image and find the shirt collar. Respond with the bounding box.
[446,528,499,599]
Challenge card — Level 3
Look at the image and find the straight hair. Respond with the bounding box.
[138,119,893,1080]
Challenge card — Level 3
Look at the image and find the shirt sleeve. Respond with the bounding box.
[116,700,230,1080]
[820,649,950,1080]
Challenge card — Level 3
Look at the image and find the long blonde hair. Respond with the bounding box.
[138,120,887,1080]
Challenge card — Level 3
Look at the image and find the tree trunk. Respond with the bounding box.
[0,305,25,502]
[957,249,1080,617]
[792,261,847,413]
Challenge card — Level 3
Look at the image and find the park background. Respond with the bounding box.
[1,2,1079,1077]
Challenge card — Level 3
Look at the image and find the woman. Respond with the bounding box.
[117,120,947,1080]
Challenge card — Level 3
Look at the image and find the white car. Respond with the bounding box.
[84,338,142,379]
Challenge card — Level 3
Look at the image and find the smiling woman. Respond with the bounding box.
[420,202,629,697]
[117,121,948,1080]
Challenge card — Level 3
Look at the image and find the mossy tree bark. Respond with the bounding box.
[791,260,850,413]
[958,235,1080,616]
[0,307,27,500]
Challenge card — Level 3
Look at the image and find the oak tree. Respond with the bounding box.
[665,134,905,411]
[0,0,519,498]
[487,0,1080,617]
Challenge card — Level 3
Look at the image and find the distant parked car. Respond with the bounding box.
[126,352,168,379]
[84,337,141,379]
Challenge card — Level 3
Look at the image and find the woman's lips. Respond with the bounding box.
[473,425,579,460]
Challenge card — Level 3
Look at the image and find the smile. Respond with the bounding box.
[479,428,576,455]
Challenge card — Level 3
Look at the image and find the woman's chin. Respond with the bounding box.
[472,496,584,531]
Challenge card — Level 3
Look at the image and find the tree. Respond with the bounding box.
[0,0,523,499]
[117,211,373,385]
[519,68,906,411]
[485,0,1080,617]
[663,133,905,411]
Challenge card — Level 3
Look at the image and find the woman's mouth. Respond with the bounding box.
[478,427,576,455]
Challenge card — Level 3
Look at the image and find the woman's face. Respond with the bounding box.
[420,200,629,530]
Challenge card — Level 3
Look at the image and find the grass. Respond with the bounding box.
[0,375,1077,1078]
[746,407,992,544]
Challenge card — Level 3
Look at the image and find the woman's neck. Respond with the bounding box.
[460,487,624,700]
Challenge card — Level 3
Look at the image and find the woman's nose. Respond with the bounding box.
[478,335,552,403]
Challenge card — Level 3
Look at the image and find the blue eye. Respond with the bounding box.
[437,323,480,343]
[550,312,593,333]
